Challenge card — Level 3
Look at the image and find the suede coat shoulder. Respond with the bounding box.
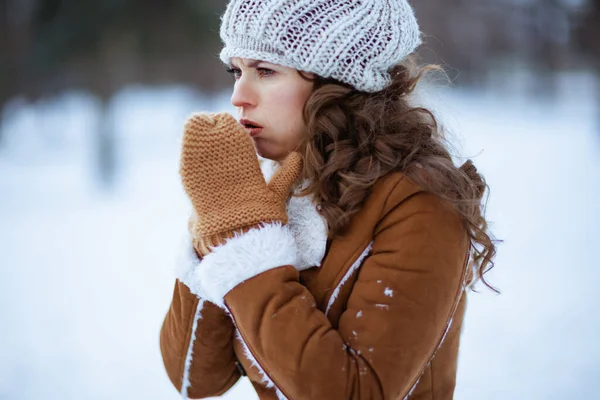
[160,163,472,400]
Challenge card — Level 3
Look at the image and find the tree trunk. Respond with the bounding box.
[94,97,118,189]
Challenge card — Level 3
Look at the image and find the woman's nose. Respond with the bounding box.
[231,79,257,109]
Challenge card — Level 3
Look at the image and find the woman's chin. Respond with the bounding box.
[254,140,283,161]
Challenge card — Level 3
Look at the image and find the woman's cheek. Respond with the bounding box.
[288,118,307,149]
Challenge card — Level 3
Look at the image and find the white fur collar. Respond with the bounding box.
[260,158,328,269]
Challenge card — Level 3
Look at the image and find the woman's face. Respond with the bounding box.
[229,57,314,161]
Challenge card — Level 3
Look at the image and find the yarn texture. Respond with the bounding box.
[179,112,302,256]
[219,0,422,92]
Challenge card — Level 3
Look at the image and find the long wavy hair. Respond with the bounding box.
[296,56,499,292]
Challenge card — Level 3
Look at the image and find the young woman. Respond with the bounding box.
[160,1,497,399]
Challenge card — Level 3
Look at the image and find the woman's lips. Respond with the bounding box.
[238,119,263,138]
[245,127,263,137]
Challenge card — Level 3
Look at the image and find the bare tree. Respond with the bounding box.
[0,0,229,186]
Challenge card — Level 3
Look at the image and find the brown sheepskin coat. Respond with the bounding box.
[160,167,472,399]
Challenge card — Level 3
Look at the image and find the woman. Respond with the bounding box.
[160,1,497,399]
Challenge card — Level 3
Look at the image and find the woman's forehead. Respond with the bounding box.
[231,58,263,67]
[231,57,287,69]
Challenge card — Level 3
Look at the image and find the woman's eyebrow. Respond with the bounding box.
[230,60,263,69]
[246,60,262,68]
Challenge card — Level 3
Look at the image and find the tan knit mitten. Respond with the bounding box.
[180,112,302,256]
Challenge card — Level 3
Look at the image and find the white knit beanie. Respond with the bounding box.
[219,0,422,93]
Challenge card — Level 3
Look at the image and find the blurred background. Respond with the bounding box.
[0,0,598,399]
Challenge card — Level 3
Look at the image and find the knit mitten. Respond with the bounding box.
[179,112,302,256]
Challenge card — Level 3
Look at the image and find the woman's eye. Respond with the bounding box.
[257,68,275,77]
[226,67,274,79]
[226,67,241,79]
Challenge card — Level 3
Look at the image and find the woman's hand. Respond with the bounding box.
[179,112,302,256]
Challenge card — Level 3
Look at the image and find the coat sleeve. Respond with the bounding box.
[219,187,470,399]
[159,238,241,399]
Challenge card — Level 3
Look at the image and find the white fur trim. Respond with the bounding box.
[180,299,205,398]
[404,373,422,400]
[404,284,467,397]
[174,233,202,286]
[403,316,454,399]
[325,242,373,316]
[260,158,328,271]
[439,317,454,346]
[287,193,328,270]
[185,222,298,308]
[235,329,289,400]
[259,157,279,183]
[173,229,293,395]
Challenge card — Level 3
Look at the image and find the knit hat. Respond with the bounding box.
[219,0,422,93]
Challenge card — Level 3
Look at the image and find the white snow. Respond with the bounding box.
[0,72,598,399]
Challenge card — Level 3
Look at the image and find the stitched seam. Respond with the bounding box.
[323,174,406,313]
[381,173,408,213]
[325,242,373,316]
[322,240,373,314]
[403,242,471,398]
[181,298,205,398]
[430,361,435,400]
[227,306,291,400]
[179,295,200,392]
[213,366,243,396]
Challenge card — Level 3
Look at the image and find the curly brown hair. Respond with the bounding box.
[296,56,499,292]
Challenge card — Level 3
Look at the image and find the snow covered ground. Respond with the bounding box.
[0,74,598,399]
